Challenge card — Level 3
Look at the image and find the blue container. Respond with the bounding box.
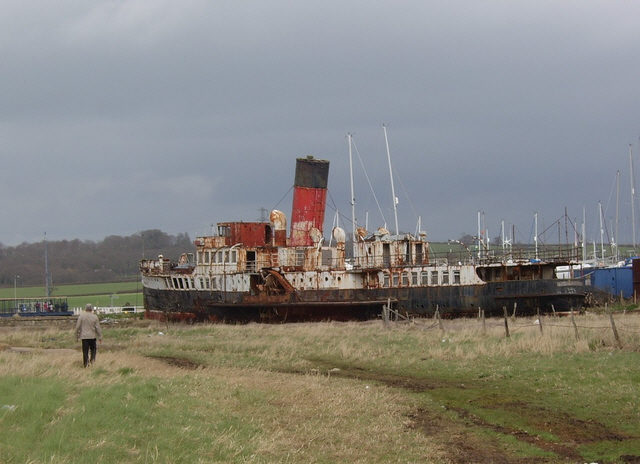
[583,267,633,299]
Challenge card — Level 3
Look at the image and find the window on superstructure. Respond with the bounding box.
[218,225,230,237]
[295,249,305,267]
[231,250,237,263]
[442,271,449,285]
[322,249,333,267]
[204,251,210,264]
[401,272,409,286]
[421,271,429,285]
[392,273,399,287]
[453,270,461,284]
[224,251,229,263]
[205,278,210,289]
[383,273,390,287]
[197,251,203,264]
[412,272,418,285]
[431,270,439,285]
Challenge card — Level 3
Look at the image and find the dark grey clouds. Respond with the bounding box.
[2,1,640,245]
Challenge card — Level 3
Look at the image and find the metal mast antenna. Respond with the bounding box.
[383,124,399,236]
[347,133,357,257]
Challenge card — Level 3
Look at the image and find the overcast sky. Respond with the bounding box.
[3,1,640,247]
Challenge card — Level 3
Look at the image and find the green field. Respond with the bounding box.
[0,281,142,309]
[1,313,639,463]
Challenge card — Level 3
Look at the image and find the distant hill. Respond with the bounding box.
[0,230,193,288]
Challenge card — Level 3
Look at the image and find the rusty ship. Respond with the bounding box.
[140,156,585,322]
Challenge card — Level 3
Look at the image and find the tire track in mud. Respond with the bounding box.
[288,359,637,463]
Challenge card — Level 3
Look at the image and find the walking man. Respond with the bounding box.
[76,304,102,367]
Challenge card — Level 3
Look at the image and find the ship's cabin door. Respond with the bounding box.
[383,243,391,267]
[247,251,256,272]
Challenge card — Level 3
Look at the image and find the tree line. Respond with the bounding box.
[0,230,194,288]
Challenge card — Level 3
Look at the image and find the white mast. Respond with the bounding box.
[582,206,586,262]
[477,211,482,259]
[347,133,356,256]
[630,144,637,248]
[383,124,399,236]
[501,220,506,255]
[615,170,620,260]
[534,212,539,260]
[598,201,605,260]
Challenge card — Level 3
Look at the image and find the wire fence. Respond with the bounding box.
[381,304,640,348]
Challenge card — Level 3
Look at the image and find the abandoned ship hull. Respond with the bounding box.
[143,279,585,323]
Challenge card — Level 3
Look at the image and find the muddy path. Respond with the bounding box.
[283,359,637,463]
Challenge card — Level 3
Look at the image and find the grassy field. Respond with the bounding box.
[1,312,639,463]
[0,281,142,309]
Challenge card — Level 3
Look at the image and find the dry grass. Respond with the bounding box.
[1,312,638,463]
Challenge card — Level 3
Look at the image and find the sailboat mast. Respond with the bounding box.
[599,201,605,260]
[582,206,587,262]
[630,144,637,248]
[383,124,399,236]
[347,133,356,255]
[615,170,620,260]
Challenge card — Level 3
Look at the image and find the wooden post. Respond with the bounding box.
[383,298,390,327]
[511,301,517,319]
[620,290,624,305]
[436,308,444,332]
[481,309,486,335]
[551,304,557,317]
[478,307,481,319]
[609,310,622,349]
[502,306,510,338]
[570,308,579,340]
[634,289,637,305]
[537,307,543,335]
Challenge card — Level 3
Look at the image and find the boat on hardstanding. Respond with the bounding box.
[140,156,585,322]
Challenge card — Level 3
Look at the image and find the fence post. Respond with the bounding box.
[435,308,444,332]
[570,308,579,340]
[511,302,517,320]
[537,307,543,335]
[481,309,486,336]
[551,304,557,317]
[383,298,390,327]
[609,310,622,349]
[502,306,510,338]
